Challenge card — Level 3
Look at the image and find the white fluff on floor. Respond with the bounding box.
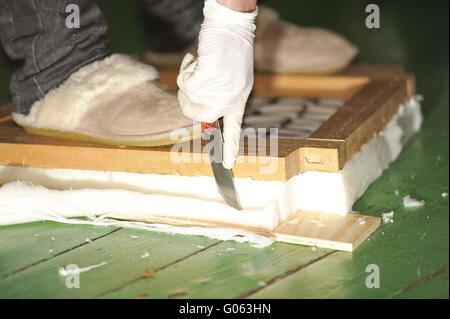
[403,195,425,208]
[0,97,422,237]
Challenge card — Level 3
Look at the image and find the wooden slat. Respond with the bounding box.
[101,241,333,299]
[0,106,344,180]
[96,209,380,252]
[0,137,293,181]
[0,222,118,279]
[159,69,370,101]
[339,64,405,78]
[158,65,411,102]
[311,77,412,162]
[273,212,380,252]
[0,226,220,298]
[393,268,449,299]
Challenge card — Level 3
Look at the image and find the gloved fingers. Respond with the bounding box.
[176,0,256,129]
[177,52,198,87]
[177,90,225,123]
[222,110,245,169]
[179,52,197,72]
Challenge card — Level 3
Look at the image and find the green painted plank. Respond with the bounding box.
[393,268,449,299]
[247,100,449,299]
[0,221,118,279]
[0,227,219,298]
[102,240,333,299]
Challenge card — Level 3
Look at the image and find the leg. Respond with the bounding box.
[3,1,196,147]
[0,0,110,115]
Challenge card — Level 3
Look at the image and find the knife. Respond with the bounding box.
[201,121,242,210]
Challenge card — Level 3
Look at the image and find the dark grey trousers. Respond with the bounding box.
[0,0,204,115]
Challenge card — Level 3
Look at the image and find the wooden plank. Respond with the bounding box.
[297,140,345,172]
[311,78,412,162]
[0,226,220,298]
[339,64,405,78]
[0,106,343,180]
[273,212,380,252]
[0,226,334,299]
[159,70,370,101]
[109,209,379,251]
[101,241,333,299]
[393,268,449,299]
[339,65,416,97]
[158,65,413,101]
[0,221,118,279]
[0,138,292,181]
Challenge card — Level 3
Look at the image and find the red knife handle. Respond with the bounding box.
[201,121,217,130]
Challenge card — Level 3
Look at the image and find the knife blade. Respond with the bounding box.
[202,121,242,210]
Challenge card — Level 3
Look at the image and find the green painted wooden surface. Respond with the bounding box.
[0,228,219,298]
[394,269,449,299]
[0,0,448,298]
[0,222,118,280]
[102,242,333,299]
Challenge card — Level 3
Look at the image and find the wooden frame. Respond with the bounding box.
[0,65,414,182]
[1,65,415,251]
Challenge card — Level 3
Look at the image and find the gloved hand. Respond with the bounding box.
[177,0,258,169]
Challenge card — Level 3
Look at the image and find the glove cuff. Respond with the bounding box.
[204,0,258,25]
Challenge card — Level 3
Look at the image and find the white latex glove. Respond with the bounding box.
[177,0,258,169]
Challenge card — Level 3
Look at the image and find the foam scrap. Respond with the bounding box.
[403,195,425,208]
[382,211,394,224]
[59,261,107,276]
